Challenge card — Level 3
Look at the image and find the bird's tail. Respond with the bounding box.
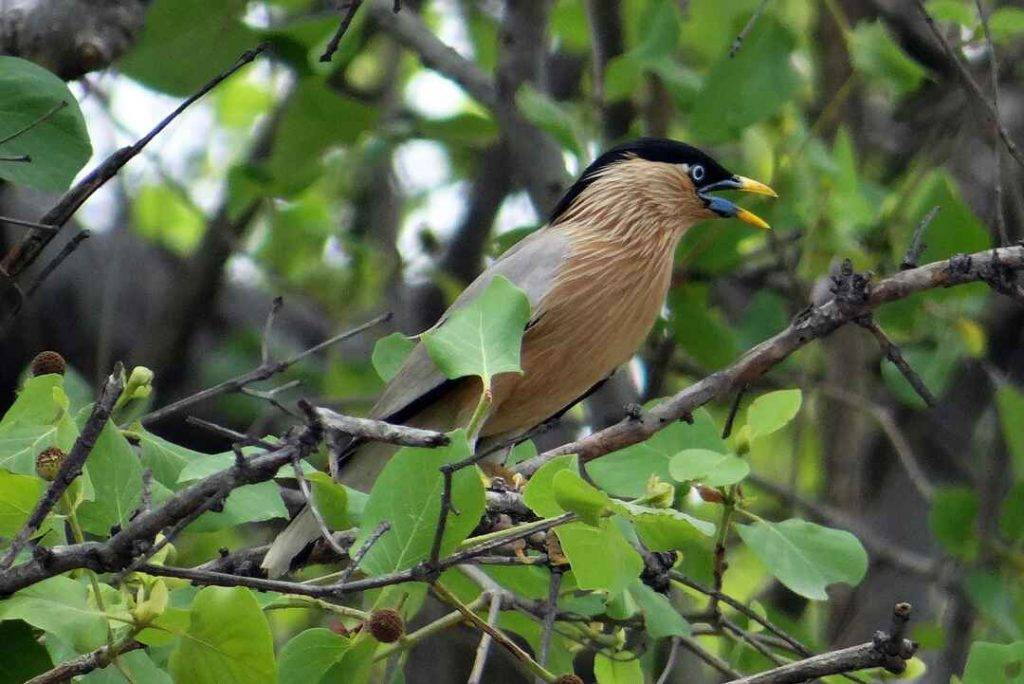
[261,506,319,578]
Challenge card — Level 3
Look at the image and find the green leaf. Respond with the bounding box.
[169,586,275,684]
[0,470,43,537]
[996,385,1024,480]
[277,628,349,684]
[689,18,798,143]
[850,22,928,97]
[186,481,288,533]
[736,518,868,600]
[628,581,690,639]
[746,389,802,440]
[669,448,749,486]
[990,8,1024,43]
[118,0,258,96]
[0,57,91,191]
[133,184,206,255]
[594,651,644,683]
[0,375,79,475]
[422,276,531,389]
[930,487,979,559]
[0,620,52,681]
[589,408,726,498]
[0,575,107,651]
[555,520,643,596]
[552,469,612,526]
[621,503,715,553]
[78,422,143,535]
[137,429,206,489]
[81,649,172,684]
[523,454,576,518]
[1000,482,1024,544]
[308,471,351,530]
[962,641,1024,684]
[668,285,740,369]
[515,85,584,158]
[355,430,485,575]
[371,332,416,382]
[926,0,975,26]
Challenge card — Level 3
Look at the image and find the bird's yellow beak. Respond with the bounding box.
[700,175,777,230]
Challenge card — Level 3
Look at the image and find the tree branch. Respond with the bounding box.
[515,244,1024,476]
[25,638,144,684]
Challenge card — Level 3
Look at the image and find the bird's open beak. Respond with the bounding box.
[699,175,777,230]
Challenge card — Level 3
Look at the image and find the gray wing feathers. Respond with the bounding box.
[369,229,569,422]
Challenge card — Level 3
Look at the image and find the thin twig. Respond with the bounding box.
[972,0,1008,245]
[0,216,58,232]
[536,568,562,682]
[291,456,351,560]
[911,0,1024,169]
[0,364,125,570]
[0,100,68,147]
[678,635,744,679]
[722,383,749,439]
[900,206,939,270]
[730,0,772,57]
[856,315,936,407]
[140,312,390,425]
[656,637,682,684]
[336,521,391,585]
[320,0,364,62]
[467,592,504,684]
[0,45,267,300]
[261,296,283,365]
[24,230,90,298]
[184,416,277,450]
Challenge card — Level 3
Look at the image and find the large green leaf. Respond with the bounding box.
[169,586,275,684]
[0,470,44,537]
[849,22,927,98]
[81,649,172,684]
[555,519,643,596]
[118,0,258,96]
[78,422,143,535]
[669,448,749,487]
[0,620,52,681]
[422,276,531,389]
[689,18,798,143]
[277,628,349,684]
[137,428,206,489]
[0,575,107,651]
[961,641,1024,684]
[0,57,91,191]
[0,375,79,475]
[355,430,485,575]
[515,85,584,158]
[736,518,868,600]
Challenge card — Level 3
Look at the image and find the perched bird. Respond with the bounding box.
[263,138,776,576]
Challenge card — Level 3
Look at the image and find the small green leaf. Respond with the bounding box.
[0,471,43,537]
[746,389,802,440]
[308,471,351,530]
[990,8,1024,43]
[612,500,715,546]
[515,85,584,158]
[628,581,690,639]
[422,276,531,388]
[736,518,868,600]
[593,651,644,683]
[669,448,749,486]
[523,454,576,518]
[0,57,91,191]
[371,332,416,382]
[996,385,1024,480]
[278,628,349,684]
[962,641,1024,684]
[552,469,611,526]
[355,430,485,575]
[169,586,275,684]
[925,0,975,25]
[930,487,979,559]
[555,520,643,596]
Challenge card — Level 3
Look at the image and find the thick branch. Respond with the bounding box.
[515,245,1024,476]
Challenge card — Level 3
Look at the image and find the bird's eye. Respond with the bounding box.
[691,164,705,183]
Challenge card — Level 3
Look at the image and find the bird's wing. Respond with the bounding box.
[369,227,570,423]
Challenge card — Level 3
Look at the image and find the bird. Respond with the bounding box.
[262,137,776,577]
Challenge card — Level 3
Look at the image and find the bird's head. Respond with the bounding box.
[549,138,777,232]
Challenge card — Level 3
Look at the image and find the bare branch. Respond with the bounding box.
[316,405,449,449]
[857,314,936,407]
[336,521,391,585]
[25,639,144,684]
[730,0,772,58]
[900,206,939,270]
[467,592,503,684]
[320,1,365,63]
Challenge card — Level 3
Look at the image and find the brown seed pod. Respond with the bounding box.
[367,608,405,643]
[554,675,584,684]
[35,446,66,481]
[30,351,67,377]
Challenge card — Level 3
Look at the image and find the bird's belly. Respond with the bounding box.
[482,256,670,437]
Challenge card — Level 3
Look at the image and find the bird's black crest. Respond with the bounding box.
[548,138,733,223]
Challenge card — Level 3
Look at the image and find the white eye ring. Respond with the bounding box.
[691,164,705,182]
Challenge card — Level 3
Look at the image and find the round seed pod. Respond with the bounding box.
[367,608,405,643]
[35,446,66,481]
[30,351,67,377]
